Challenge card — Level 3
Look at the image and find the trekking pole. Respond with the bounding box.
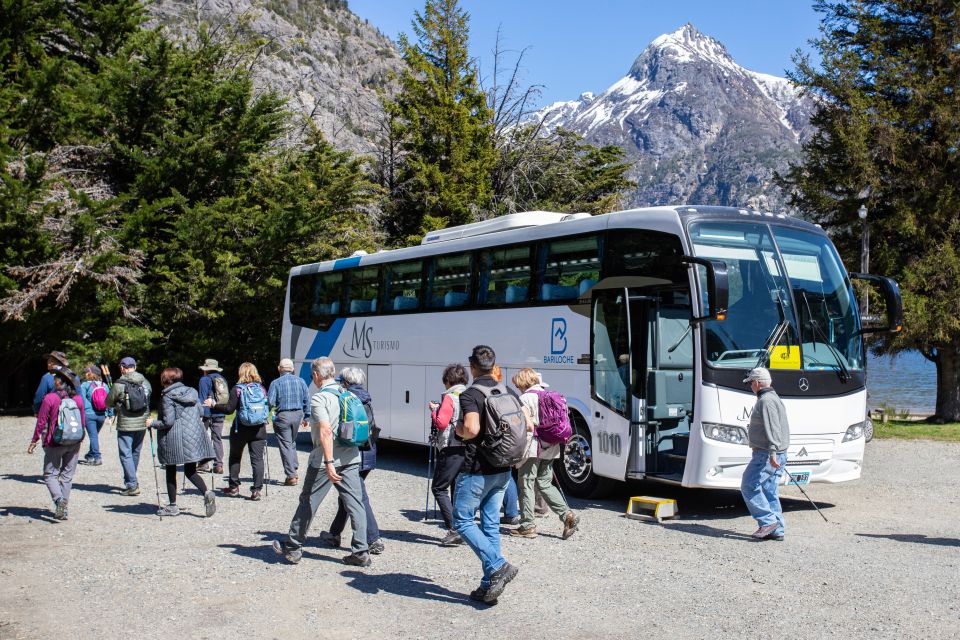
[782,467,829,523]
[263,420,272,498]
[423,444,434,521]
[147,426,163,520]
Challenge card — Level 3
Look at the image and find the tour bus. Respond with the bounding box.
[281,206,902,497]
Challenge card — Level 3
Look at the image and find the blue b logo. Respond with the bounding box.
[551,318,567,354]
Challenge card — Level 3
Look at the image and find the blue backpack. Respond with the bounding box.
[236,383,269,426]
[321,387,370,447]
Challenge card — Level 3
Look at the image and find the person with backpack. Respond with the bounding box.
[32,350,69,414]
[149,367,217,517]
[78,365,112,466]
[428,363,469,546]
[28,368,85,520]
[197,359,228,475]
[320,367,383,554]
[267,358,311,486]
[273,357,371,567]
[204,362,269,500]
[105,356,152,496]
[509,368,579,540]
[452,345,527,605]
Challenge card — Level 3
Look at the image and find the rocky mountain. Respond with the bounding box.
[530,24,815,211]
[147,0,404,153]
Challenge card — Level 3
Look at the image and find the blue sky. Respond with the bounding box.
[349,0,823,107]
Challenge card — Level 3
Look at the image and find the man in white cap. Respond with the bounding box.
[267,358,311,486]
[740,367,790,542]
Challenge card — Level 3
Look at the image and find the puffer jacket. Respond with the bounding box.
[154,382,215,466]
[105,372,153,431]
[347,383,377,472]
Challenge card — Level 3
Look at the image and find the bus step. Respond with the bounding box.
[625,496,678,523]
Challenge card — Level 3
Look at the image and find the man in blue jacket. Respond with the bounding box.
[197,359,227,474]
[33,351,69,414]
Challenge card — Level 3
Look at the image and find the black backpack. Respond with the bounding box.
[474,382,527,467]
[124,381,148,413]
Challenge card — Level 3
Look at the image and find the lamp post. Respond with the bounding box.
[858,203,869,317]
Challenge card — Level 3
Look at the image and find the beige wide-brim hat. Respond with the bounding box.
[199,358,223,372]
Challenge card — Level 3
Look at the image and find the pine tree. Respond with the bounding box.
[781,0,960,421]
[382,0,495,244]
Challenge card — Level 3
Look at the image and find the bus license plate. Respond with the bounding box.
[787,471,810,485]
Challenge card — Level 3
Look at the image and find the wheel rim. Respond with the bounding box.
[563,431,592,484]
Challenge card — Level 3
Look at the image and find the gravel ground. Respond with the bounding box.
[1,416,958,640]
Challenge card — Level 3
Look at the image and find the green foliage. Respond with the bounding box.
[780,0,960,419]
[382,0,495,244]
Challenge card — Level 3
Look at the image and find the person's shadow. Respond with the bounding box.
[0,505,58,523]
[218,531,344,565]
[340,571,488,608]
[856,533,960,548]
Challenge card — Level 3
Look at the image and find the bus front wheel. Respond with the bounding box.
[555,413,614,499]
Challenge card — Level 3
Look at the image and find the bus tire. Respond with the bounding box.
[554,412,615,499]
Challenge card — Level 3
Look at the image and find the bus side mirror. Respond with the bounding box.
[682,257,729,324]
[850,273,903,334]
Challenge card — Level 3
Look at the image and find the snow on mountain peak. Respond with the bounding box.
[644,22,736,70]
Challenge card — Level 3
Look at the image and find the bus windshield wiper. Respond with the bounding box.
[753,288,791,369]
[800,290,851,382]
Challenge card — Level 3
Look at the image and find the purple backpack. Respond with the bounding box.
[531,389,572,445]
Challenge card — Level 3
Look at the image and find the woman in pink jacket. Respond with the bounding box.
[28,368,85,520]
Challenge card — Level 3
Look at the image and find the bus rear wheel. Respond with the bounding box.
[555,413,614,499]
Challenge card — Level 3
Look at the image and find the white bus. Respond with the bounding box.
[281,206,902,497]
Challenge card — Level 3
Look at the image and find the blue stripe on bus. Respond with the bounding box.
[298,318,347,384]
[333,256,362,271]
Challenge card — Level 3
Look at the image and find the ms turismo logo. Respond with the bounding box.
[342,321,400,359]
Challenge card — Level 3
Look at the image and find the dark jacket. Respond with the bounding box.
[347,383,377,472]
[154,382,215,466]
[105,371,153,432]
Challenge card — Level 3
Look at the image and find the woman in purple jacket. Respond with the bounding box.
[28,369,85,520]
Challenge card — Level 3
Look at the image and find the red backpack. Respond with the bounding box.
[531,389,572,445]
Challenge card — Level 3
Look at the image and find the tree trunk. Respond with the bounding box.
[934,342,960,423]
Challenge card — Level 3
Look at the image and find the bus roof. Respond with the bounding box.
[290,205,824,276]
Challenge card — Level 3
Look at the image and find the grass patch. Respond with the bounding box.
[874,420,960,442]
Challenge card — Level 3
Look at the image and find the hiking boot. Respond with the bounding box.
[469,585,497,605]
[204,491,217,518]
[484,562,518,602]
[250,489,262,501]
[319,531,341,548]
[534,507,550,517]
[764,533,785,542]
[157,504,180,517]
[753,523,779,539]
[342,552,371,567]
[284,476,299,486]
[197,463,210,472]
[562,511,580,540]
[508,525,537,538]
[272,540,301,564]
[222,486,240,497]
[120,486,140,496]
[500,515,520,526]
[79,458,102,466]
[54,498,68,520]
[440,530,463,546]
[368,539,385,555]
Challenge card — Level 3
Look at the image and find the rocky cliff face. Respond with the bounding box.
[147,0,403,153]
[530,24,814,211]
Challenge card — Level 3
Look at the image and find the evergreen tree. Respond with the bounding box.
[781,0,960,421]
[383,0,495,244]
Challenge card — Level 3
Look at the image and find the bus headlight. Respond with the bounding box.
[843,421,865,442]
[702,422,748,445]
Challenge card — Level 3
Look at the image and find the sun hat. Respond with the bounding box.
[45,351,69,367]
[199,358,222,372]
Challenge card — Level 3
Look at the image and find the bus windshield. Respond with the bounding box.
[690,221,863,371]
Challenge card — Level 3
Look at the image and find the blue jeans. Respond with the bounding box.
[117,431,145,489]
[502,473,519,518]
[84,414,105,461]
[453,471,510,587]
[740,450,788,536]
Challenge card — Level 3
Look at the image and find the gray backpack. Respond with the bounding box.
[53,397,84,445]
[474,382,527,467]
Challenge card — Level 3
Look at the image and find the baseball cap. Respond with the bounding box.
[119,356,137,368]
[742,367,772,384]
[279,358,294,371]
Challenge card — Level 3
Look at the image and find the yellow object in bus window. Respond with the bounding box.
[769,345,801,369]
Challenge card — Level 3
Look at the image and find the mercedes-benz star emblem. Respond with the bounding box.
[798,377,810,391]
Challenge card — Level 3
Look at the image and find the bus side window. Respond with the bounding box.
[478,244,532,306]
[289,271,343,329]
[346,266,380,315]
[427,253,472,309]
[539,234,601,302]
[383,260,424,313]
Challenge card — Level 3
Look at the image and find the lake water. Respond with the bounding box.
[867,351,936,414]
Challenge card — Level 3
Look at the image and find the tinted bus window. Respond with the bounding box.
[383,260,423,312]
[428,253,473,309]
[539,234,601,301]
[605,229,686,283]
[478,244,532,305]
[289,271,344,329]
[346,266,380,314]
